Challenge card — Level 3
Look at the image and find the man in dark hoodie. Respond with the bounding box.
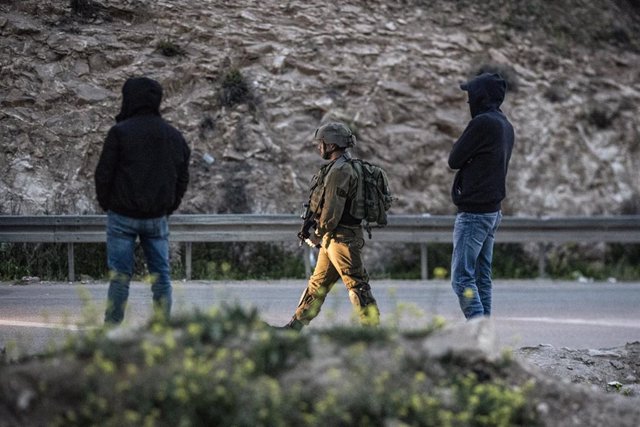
[95,77,190,325]
[448,72,515,319]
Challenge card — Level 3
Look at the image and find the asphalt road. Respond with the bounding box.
[1,280,639,359]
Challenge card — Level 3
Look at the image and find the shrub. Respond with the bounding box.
[0,242,105,281]
[3,306,537,426]
[191,242,305,280]
[1,241,639,281]
[543,80,569,103]
[492,244,538,279]
[219,69,251,107]
[586,107,615,129]
[70,0,95,16]
[379,243,538,280]
[156,38,185,57]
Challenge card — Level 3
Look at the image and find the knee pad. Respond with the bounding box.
[349,283,380,326]
[348,283,377,308]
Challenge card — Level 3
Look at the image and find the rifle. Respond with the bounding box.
[297,202,320,248]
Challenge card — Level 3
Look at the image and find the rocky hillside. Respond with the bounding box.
[1,0,639,217]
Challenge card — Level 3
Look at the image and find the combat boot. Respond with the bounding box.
[283,315,305,331]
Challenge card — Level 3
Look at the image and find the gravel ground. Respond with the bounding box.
[515,341,640,398]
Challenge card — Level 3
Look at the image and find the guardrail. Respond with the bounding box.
[1,214,640,281]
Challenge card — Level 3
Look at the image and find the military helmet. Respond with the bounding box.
[313,122,356,148]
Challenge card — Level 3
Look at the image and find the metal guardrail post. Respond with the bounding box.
[185,242,192,280]
[538,243,547,278]
[420,243,428,281]
[67,242,75,282]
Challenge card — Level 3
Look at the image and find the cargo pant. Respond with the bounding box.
[293,225,380,327]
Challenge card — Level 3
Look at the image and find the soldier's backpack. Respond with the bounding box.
[349,159,393,238]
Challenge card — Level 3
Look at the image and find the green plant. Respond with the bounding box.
[190,242,305,280]
[376,243,453,280]
[0,242,170,282]
[543,243,640,280]
[492,244,538,279]
[51,306,312,426]
[605,243,640,280]
[379,242,539,280]
[220,69,251,107]
[0,242,71,280]
[2,241,639,282]
[2,304,542,426]
[156,38,185,57]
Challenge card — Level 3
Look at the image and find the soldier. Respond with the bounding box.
[283,122,380,330]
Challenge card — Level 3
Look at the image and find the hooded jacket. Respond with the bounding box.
[95,77,190,218]
[448,73,515,213]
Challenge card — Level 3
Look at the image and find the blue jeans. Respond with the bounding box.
[451,211,502,319]
[104,211,172,325]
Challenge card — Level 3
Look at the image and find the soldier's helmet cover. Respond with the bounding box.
[313,122,357,148]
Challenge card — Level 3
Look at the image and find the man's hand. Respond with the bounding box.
[305,232,321,248]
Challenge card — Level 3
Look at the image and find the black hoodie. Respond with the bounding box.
[95,77,190,218]
[448,73,515,213]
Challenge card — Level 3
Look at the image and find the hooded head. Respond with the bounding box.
[460,72,507,118]
[115,77,163,122]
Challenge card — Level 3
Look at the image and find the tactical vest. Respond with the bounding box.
[308,158,339,215]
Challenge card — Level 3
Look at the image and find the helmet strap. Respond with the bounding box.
[322,142,344,160]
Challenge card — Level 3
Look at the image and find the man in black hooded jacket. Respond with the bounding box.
[448,72,514,320]
[95,77,190,325]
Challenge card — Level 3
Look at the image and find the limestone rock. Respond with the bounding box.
[67,81,114,104]
[421,318,500,362]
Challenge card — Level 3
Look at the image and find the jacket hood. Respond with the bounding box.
[115,77,163,122]
[460,72,506,117]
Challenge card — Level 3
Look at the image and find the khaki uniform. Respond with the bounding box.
[293,153,380,326]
